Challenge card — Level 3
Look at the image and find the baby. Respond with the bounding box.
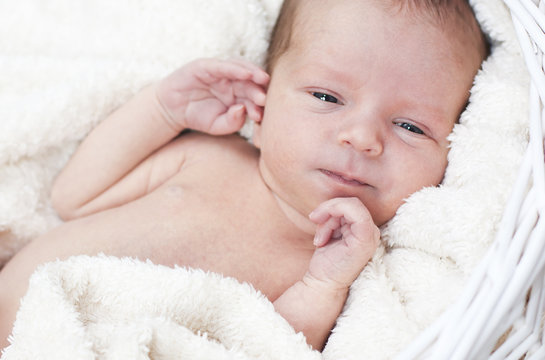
[0,0,487,351]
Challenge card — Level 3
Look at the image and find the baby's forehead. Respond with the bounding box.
[287,1,486,77]
[291,0,484,47]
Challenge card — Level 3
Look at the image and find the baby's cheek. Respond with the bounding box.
[415,147,449,186]
[429,153,449,185]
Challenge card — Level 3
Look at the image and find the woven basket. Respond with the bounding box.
[398,1,545,358]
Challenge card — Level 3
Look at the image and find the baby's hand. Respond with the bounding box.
[307,197,380,290]
[156,58,270,134]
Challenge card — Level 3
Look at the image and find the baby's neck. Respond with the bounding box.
[270,192,316,241]
[255,156,316,243]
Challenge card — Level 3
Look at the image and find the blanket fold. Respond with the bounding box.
[2,256,320,360]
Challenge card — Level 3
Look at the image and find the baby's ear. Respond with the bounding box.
[252,120,262,149]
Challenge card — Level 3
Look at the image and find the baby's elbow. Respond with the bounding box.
[53,206,78,222]
[50,186,80,221]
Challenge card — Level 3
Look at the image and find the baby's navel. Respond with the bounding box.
[164,185,185,197]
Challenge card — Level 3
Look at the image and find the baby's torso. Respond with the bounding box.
[47,133,314,300]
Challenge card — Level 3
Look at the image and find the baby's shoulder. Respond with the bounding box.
[174,131,258,162]
[147,131,259,194]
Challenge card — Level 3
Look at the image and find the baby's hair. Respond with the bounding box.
[265,0,488,73]
[265,0,299,73]
[385,0,478,25]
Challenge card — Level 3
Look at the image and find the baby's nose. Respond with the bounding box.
[337,120,384,156]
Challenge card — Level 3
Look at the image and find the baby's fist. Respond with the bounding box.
[156,58,269,135]
[307,197,380,288]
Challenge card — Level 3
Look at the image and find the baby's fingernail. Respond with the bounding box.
[256,72,270,84]
[313,235,319,246]
[257,93,267,106]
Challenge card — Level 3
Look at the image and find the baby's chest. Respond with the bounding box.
[138,176,309,300]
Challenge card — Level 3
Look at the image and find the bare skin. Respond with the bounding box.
[0,0,486,352]
[0,133,322,334]
[0,77,379,351]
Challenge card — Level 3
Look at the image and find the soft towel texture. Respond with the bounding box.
[2,256,319,360]
[0,0,529,358]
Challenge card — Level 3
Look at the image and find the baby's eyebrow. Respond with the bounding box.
[401,95,449,121]
[302,61,354,87]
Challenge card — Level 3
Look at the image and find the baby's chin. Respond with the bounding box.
[367,202,402,228]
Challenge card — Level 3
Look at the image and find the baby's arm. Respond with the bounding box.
[52,59,269,219]
[273,197,380,350]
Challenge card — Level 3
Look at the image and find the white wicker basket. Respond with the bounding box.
[398,0,545,358]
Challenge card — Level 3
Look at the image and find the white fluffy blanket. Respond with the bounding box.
[3,256,319,360]
[0,0,529,359]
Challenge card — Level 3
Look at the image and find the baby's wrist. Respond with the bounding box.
[153,82,187,134]
[301,273,350,300]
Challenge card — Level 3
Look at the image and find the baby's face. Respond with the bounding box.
[254,1,484,226]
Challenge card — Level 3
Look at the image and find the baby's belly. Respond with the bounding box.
[39,183,306,299]
[53,187,239,267]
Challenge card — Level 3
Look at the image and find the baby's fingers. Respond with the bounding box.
[208,79,266,121]
[232,80,267,107]
[310,197,379,247]
[239,98,264,123]
[197,58,270,86]
[313,216,341,247]
[226,58,271,85]
[207,104,246,135]
[310,197,370,225]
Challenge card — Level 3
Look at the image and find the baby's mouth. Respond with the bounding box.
[320,169,367,187]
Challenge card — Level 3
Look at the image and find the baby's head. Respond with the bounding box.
[253,0,488,226]
[266,0,487,73]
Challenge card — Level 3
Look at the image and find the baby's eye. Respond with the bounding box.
[312,92,339,104]
[396,122,424,135]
